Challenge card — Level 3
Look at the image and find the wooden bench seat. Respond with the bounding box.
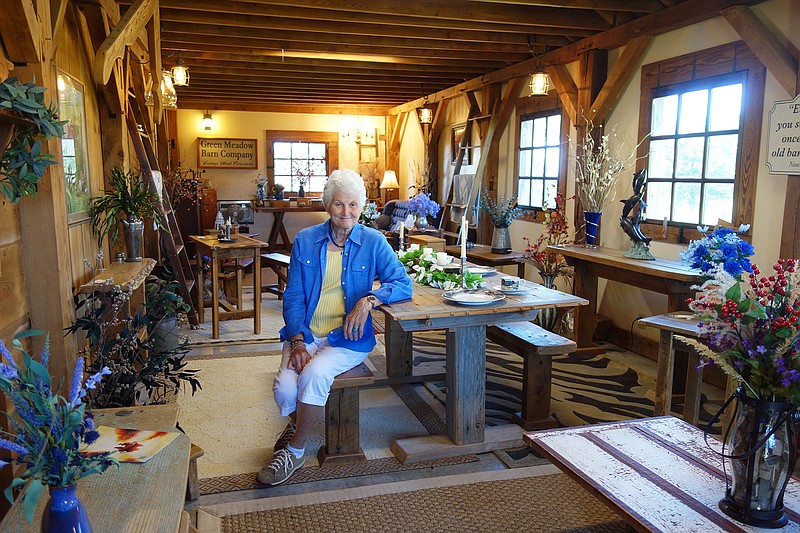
[261,252,290,299]
[487,321,577,431]
[186,443,205,501]
[317,362,375,466]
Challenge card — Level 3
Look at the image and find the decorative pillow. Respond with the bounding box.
[374,214,392,230]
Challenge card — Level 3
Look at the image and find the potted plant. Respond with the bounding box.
[0,77,66,204]
[145,268,191,354]
[272,183,285,200]
[479,191,523,253]
[406,192,440,230]
[88,167,163,261]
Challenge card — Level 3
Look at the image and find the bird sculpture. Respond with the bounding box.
[620,169,655,260]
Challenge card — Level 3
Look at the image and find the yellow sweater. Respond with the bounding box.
[309,250,345,337]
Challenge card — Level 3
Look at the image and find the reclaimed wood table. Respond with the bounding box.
[253,203,325,251]
[445,243,526,278]
[189,234,263,339]
[0,404,189,533]
[525,416,800,532]
[380,280,587,463]
[550,245,703,353]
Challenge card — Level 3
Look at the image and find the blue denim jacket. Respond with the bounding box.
[280,220,413,352]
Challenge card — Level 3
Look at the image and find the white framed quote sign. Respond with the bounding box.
[197,138,258,169]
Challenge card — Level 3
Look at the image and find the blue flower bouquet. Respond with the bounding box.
[680,225,754,280]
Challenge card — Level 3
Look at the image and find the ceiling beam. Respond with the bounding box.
[466,0,661,12]
[0,0,41,63]
[93,0,155,84]
[547,64,579,125]
[721,5,798,97]
[178,101,392,114]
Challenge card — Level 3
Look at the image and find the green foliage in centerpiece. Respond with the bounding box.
[397,248,484,290]
[479,192,522,228]
[0,331,116,522]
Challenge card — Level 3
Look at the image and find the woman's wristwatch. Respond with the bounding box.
[289,339,304,351]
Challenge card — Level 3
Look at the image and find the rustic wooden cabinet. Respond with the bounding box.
[174,186,217,259]
[200,187,217,232]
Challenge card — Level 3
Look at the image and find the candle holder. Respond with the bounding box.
[460,257,467,289]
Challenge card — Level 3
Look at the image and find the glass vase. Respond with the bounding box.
[534,273,559,332]
[41,484,92,533]
[584,211,602,247]
[718,388,797,528]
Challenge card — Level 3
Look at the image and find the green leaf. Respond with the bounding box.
[22,479,44,523]
[726,282,742,302]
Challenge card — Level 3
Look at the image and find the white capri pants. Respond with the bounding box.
[273,336,369,416]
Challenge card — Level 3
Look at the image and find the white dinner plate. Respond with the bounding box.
[442,289,505,305]
[466,266,497,276]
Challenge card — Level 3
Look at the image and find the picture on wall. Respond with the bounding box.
[451,123,471,165]
[197,138,258,169]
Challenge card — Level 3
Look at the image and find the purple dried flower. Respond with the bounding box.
[0,363,18,380]
[0,438,28,455]
[68,357,85,408]
[0,341,16,369]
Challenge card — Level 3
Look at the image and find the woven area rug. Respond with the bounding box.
[183,295,285,347]
[196,466,628,532]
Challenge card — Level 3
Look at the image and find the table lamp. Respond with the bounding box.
[379,170,400,202]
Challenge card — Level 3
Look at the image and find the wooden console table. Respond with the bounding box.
[254,204,325,251]
[550,245,702,352]
[0,405,188,532]
[77,258,156,315]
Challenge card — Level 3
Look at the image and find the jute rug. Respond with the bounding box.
[183,295,285,347]
[196,466,628,533]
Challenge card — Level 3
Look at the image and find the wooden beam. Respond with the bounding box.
[547,64,578,125]
[93,0,155,85]
[0,0,41,62]
[475,78,526,183]
[146,8,162,123]
[586,34,653,125]
[48,0,69,60]
[0,44,14,81]
[721,5,798,97]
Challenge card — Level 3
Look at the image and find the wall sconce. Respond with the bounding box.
[418,97,432,125]
[529,71,551,96]
[379,170,400,202]
[203,111,213,131]
[160,70,177,108]
[172,57,189,86]
[341,128,375,145]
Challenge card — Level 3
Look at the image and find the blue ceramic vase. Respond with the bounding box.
[41,484,92,533]
[584,211,602,246]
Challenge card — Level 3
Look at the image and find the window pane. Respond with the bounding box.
[310,158,326,176]
[274,159,291,176]
[672,182,701,223]
[544,179,557,208]
[706,134,738,179]
[518,150,531,177]
[309,176,326,191]
[520,120,533,148]
[702,182,734,225]
[530,179,544,208]
[58,73,91,218]
[546,115,561,145]
[648,139,675,179]
[518,179,532,207]
[544,147,560,177]
[292,142,309,158]
[275,176,292,189]
[309,143,326,159]
[274,142,291,158]
[531,148,545,177]
[678,89,708,134]
[675,137,704,179]
[532,117,547,147]
[709,84,742,131]
[651,95,678,136]
[645,182,672,221]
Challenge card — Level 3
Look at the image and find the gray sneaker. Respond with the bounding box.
[272,421,296,454]
[257,448,305,486]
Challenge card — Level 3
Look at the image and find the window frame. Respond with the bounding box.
[264,130,339,195]
[513,94,569,222]
[637,41,765,243]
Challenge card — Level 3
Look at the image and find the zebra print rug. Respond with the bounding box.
[408,332,724,432]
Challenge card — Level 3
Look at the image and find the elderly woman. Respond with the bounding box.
[257,169,412,486]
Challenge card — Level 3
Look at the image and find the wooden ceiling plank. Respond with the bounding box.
[0,0,41,63]
[547,64,578,125]
[148,0,611,33]
[462,0,660,12]
[585,34,652,125]
[721,6,798,96]
[92,0,155,85]
[178,101,392,114]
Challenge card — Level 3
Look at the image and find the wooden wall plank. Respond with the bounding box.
[0,243,29,334]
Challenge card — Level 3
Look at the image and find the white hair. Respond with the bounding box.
[322,169,366,208]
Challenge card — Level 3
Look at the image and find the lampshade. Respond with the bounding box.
[172,57,189,86]
[379,170,399,190]
[529,71,551,96]
[418,106,432,125]
[203,112,213,131]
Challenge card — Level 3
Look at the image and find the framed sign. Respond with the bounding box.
[451,123,471,165]
[766,93,800,175]
[197,138,258,169]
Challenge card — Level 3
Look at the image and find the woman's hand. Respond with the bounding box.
[343,297,373,340]
[288,345,312,373]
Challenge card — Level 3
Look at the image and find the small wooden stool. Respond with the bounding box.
[186,443,205,501]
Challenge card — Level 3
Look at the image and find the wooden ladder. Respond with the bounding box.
[125,94,199,326]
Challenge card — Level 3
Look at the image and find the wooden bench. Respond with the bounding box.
[185,443,205,501]
[317,362,375,466]
[261,252,290,299]
[486,321,577,431]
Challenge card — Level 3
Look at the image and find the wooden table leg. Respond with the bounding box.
[253,247,261,334]
[446,324,486,445]
[267,212,283,250]
[517,261,525,279]
[211,252,220,339]
[195,251,205,324]
[385,319,413,378]
[654,330,674,417]
[572,262,598,349]
[684,351,703,426]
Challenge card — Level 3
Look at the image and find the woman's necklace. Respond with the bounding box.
[328,225,347,249]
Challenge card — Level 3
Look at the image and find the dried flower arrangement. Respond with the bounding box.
[479,191,523,228]
[519,194,573,283]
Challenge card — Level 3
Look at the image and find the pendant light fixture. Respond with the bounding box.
[527,38,551,96]
[418,96,432,125]
[171,56,189,86]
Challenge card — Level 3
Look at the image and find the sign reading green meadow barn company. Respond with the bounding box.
[197,138,258,169]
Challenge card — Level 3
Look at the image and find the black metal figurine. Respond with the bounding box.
[620,169,655,260]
